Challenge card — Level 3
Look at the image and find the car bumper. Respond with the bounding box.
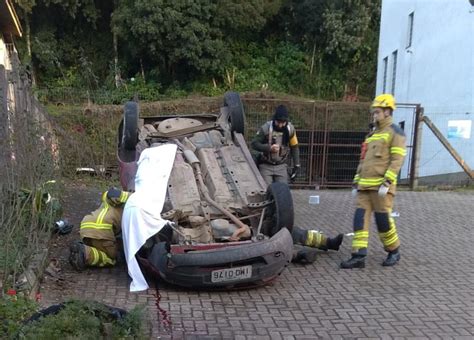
[138,228,294,290]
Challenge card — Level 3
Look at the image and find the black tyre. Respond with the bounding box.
[262,182,294,237]
[223,91,245,135]
[122,101,139,150]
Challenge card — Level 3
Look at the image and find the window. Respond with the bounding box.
[391,50,398,95]
[382,57,388,93]
[406,12,414,48]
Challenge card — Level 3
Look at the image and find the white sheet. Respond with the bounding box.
[122,144,177,292]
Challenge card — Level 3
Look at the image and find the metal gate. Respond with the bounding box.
[243,98,421,189]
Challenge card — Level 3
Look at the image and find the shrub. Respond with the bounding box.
[16,300,145,339]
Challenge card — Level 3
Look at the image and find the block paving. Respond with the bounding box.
[39,186,474,339]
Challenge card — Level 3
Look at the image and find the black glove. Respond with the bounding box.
[107,187,123,206]
[290,165,300,181]
[107,187,121,200]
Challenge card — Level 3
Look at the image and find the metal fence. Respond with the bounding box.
[391,103,422,189]
[42,93,430,189]
[48,97,375,188]
[242,99,373,188]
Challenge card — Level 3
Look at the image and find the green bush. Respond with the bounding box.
[0,294,38,337]
[16,300,144,339]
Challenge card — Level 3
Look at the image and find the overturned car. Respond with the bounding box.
[118,92,294,290]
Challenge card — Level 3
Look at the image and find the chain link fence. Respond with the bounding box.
[46,95,373,189]
[0,53,60,291]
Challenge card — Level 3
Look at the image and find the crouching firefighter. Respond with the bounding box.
[69,188,131,271]
[291,226,344,264]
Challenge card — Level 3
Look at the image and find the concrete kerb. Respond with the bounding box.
[14,236,51,300]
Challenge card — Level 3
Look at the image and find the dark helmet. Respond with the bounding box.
[273,105,289,121]
[105,187,129,207]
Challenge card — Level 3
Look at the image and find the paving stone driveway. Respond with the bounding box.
[40,187,474,339]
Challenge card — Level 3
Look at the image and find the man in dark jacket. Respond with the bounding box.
[252,105,343,263]
[251,105,300,185]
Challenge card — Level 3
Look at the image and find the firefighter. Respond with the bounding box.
[251,105,300,185]
[291,227,344,263]
[341,94,406,269]
[69,187,130,270]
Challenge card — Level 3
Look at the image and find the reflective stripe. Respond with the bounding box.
[119,191,129,203]
[390,147,407,156]
[358,177,385,186]
[385,170,398,182]
[379,213,399,247]
[90,247,100,265]
[96,201,109,225]
[366,133,390,143]
[379,227,396,238]
[380,228,398,246]
[306,230,322,247]
[80,222,113,230]
[98,250,115,267]
[352,230,369,249]
[354,231,369,238]
[354,174,360,182]
[385,234,399,246]
[353,240,368,248]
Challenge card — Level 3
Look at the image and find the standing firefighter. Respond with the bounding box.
[251,105,301,185]
[341,94,407,269]
[69,188,130,270]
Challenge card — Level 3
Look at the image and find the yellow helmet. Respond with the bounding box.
[371,94,396,110]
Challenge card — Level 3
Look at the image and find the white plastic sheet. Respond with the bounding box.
[122,144,177,292]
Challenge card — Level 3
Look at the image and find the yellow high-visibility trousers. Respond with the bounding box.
[82,238,117,267]
[351,190,400,255]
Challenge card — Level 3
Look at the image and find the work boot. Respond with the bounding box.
[292,247,318,264]
[322,233,344,251]
[69,241,86,271]
[340,254,366,269]
[382,248,401,267]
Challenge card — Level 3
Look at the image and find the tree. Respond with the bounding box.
[12,0,381,99]
[113,0,282,84]
[267,0,380,98]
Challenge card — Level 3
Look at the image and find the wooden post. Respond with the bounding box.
[409,106,423,189]
[423,115,474,179]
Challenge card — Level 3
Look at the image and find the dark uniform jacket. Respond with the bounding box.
[251,121,300,166]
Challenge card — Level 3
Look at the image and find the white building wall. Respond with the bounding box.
[377,0,474,178]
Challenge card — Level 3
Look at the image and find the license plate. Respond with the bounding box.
[211,265,252,283]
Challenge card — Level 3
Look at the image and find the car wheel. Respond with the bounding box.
[122,101,138,150]
[223,91,245,135]
[263,182,294,237]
